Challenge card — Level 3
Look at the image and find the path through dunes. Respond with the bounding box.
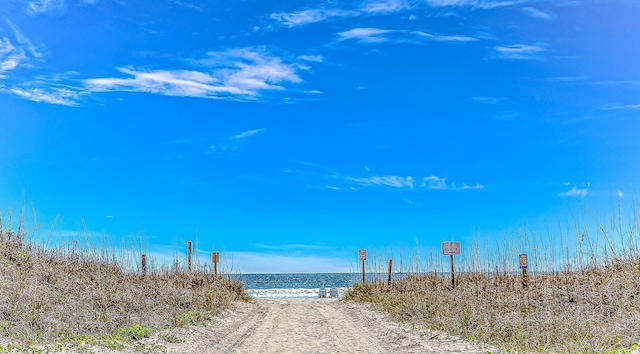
[114,298,493,354]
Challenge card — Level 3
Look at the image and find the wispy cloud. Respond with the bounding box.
[523,7,555,21]
[0,21,43,77]
[559,187,588,197]
[208,128,267,154]
[347,175,416,188]
[338,28,393,43]
[9,87,80,106]
[233,128,267,140]
[270,8,359,27]
[297,55,324,63]
[85,47,310,102]
[492,44,545,60]
[420,175,484,190]
[251,243,331,251]
[361,0,412,14]
[337,27,477,44]
[602,104,640,110]
[471,96,505,104]
[424,0,527,9]
[27,0,65,15]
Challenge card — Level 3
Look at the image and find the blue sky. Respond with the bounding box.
[1,0,638,273]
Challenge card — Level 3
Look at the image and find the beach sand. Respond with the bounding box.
[98,298,494,353]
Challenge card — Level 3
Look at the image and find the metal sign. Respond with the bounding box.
[442,242,460,255]
[212,252,220,263]
[359,249,367,261]
[519,254,528,269]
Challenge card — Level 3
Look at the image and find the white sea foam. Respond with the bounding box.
[248,287,348,299]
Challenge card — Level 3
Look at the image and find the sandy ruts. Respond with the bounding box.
[94,299,493,353]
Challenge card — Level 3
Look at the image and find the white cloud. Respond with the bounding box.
[412,31,477,42]
[617,190,623,198]
[424,0,527,9]
[493,44,545,60]
[233,128,267,140]
[10,87,80,106]
[559,187,588,197]
[209,128,267,154]
[85,48,307,101]
[361,0,411,14]
[0,21,43,76]
[27,0,65,15]
[347,175,415,188]
[420,175,448,189]
[338,28,392,43]
[338,28,477,45]
[298,55,325,63]
[602,104,640,110]
[270,8,360,27]
[523,7,554,21]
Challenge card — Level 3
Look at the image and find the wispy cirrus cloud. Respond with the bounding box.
[297,55,324,63]
[10,86,80,106]
[208,128,267,154]
[347,175,416,188]
[602,104,640,110]
[559,187,588,197]
[361,0,412,14]
[523,7,555,21]
[337,27,477,44]
[26,0,65,15]
[424,0,527,9]
[270,8,360,27]
[84,47,312,102]
[0,20,43,77]
[492,44,545,60]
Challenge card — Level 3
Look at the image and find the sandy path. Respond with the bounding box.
[92,299,493,353]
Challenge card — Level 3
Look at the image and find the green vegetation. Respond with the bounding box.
[0,208,250,351]
[345,205,640,353]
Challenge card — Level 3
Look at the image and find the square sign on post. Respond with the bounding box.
[359,249,367,261]
[519,254,528,269]
[442,242,460,255]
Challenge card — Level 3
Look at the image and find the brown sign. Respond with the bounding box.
[358,249,367,261]
[519,254,528,269]
[442,242,460,255]
[212,252,220,263]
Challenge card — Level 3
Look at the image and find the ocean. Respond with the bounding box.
[235,273,371,299]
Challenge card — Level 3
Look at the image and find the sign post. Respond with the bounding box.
[141,254,147,274]
[359,249,367,284]
[187,241,192,271]
[442,242,460,289]
[212,252,220,276]
[519,254,529,289]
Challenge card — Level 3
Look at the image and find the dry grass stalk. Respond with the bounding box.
[0,210,249,347]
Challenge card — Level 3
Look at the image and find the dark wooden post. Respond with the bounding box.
[450,254,455,289]
[187,241,192,271]
[141,254,147,274]
[387,258,393,289]
[212,252,219,276]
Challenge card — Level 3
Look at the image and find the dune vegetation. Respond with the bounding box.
[0,209,249,352]
[345,205,640,353]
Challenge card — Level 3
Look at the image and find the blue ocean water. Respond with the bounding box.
[235,273,376,299]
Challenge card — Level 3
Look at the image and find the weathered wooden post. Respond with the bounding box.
[141,254,147,274]
[519,254,529,289]
[212,252,220,276]
[442,242,460,289]
[187,241,192,271]
[387,258,393,290]
[359,249,367,284]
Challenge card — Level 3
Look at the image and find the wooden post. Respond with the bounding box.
[450,254,455,289]
[187,241,192,271]
[522,268,529,289]
[359,249,367,285]
[387,258,393,289]
[212,252,219,276]
[519,254,529,289]
[141,254,147,274]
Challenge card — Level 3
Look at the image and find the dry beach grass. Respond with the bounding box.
[0,209,249,351]
[345,205,640,353]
